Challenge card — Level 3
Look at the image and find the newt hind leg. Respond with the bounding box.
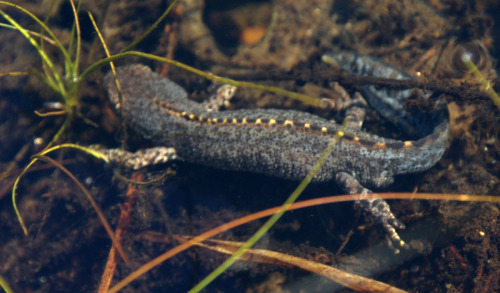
[335,171,409,251]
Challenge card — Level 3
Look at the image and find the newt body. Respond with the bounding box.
[103,57,448,247]
[105,65,447,188]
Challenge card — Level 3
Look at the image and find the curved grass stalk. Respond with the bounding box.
[120,0,179,53]
[0,71,29,77]
[0,274,13,293]
[87,11,120,103]
[188,237,408,293]
[11,142,131,264]
[81,51,321,106]
[0,7,66,97]
[68,0,81,81]
[32,154,129,265]
[12,143,109,235]
[34,110,67,117]
[0,1,71,64]
[46,114,71,150]
[461,53,500,112]
[88,11,113,68]
[0,0,83,99]
[0,22,57,45]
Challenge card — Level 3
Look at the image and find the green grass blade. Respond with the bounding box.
[12,157,40,235]
[119,0,178,53]
[39,0,57,81]
[81,51,320,106]
[68,0,82,80]
[0,23,57,45]
[0,7,66,97]
[12,143,111,235]
[0,71,28,77]
[0,1,71,64]
[87,11,119,93]
[461,53,500,112]
[0,274,14,293]
[29,68,62,95]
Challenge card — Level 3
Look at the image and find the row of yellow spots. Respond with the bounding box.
[154,97,417,150]
[183,112,334,133]
[180,111,417,149]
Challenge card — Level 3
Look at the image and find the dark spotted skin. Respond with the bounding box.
[105,65,447,188]
[104,63,448,248]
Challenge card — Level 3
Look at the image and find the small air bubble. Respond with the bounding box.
[33,137,44,146]
[43,101,64,109]
[460,52,472,64]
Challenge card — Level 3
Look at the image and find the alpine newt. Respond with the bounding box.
[100,54,449,248]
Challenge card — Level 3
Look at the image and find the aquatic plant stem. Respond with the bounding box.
[120,0,178,53]
[0,23,57,45]
[188,118,351,293]
[0,274,13,293]
[68,0,81,80]
[12,144,110,235]
[461,53,500,112]
[0,1,71,62]
[32,154,129,264]
[0,7,66,96]
[81,51,320,106]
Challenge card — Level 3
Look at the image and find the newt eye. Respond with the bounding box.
[445,40,491,79]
